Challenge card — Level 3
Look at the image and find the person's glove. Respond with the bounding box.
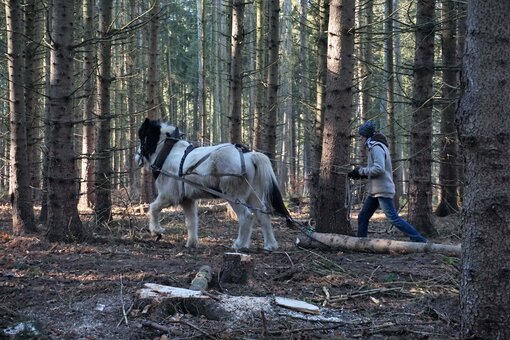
[348,167,362,180]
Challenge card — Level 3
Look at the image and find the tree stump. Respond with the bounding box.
[219,252,253,284]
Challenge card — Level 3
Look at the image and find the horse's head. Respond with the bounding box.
[135,118,181,167]
[135,118,161,167]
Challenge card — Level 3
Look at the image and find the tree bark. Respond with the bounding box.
[435,0,459,217]
[228,0,244,144]
[94,0,113,225]
[309,0,328,221]
[80,0,97,209]
[315,0,355,235]
[46,0,85,242]
[408,0,437,236]
[5,0,37,235]
[141,0,160,203]
[264,0,280,164]
[458,1,510,338]
[25,0,45,204]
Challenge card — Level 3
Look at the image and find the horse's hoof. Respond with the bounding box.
[154,234,162,241]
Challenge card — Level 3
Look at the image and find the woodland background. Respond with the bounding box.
[1,0,509,338]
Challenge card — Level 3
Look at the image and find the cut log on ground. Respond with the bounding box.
[219,252,253,284]
[136,283,367,325]
[189,265,213,291]
[296,232,461,256]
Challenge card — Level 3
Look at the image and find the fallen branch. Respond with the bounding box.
[190,265,213,292]
[296,232,461,256]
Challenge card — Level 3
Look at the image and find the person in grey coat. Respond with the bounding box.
[348,121,427,243]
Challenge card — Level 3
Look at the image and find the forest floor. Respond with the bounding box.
[0,199,462,339]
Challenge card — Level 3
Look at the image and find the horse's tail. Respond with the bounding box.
[250,152,292,221]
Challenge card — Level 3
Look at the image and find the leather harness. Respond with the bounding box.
[151,139,248,181]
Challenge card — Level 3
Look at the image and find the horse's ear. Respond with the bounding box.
[171,127,180,138]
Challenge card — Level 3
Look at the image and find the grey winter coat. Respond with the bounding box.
[357,133,395,198]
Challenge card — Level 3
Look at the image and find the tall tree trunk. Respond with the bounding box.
[228,0,244,144]
[127,0,138,197]
[46,0,85,242]
[141,0,160,203]
[392,0,405,200]
[384,0,400,208]
[300,0,311,194]
[408,0,437,236]
[315,0,355,235]
[309,0,328,221]
[435,0,459,217]
[5,0,37,235]
[80,0,96,209]
[25,0,45,204]
[253,0,267,151]
[264,0,280,163]
[197,0,207,144]
[458,2,510,338]
[94,0,113,225]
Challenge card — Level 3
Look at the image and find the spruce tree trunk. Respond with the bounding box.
[46,0,85,242]
[5,0,37,235]
[141,0,160,204]
[25,0,45,204]
[253,0,267,151]
[80,0,97,209]
[264,0,280,164]
[228,0,244,144]
[458,2,510,338]
[94,0,113,224]
[408,0,437,236]
[436,0,459,217]
[315,0,355,235]
[309,0,328,221]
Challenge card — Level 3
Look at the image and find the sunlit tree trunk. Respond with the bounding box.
[5,0,37,235]
[94,0,113,224]
[315,0,355,235]
[228,0,244,144]
[80,0,96,209]
[197,0,207,144]
[253,0,267,151]
[46,0,85,241]
[408,0,437,236]
[458,2,510,337]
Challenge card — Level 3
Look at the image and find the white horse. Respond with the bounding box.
[135,118,290,251]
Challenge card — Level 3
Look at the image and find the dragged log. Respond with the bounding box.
[296,232,461,256]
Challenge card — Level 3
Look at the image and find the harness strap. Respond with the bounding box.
[179,144,248,178]
[179,144,196,177]
[152,137,180,179]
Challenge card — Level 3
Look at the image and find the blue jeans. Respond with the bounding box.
[358,196,427,242]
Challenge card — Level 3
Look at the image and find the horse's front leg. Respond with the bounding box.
[181,199,199,248]
[149,195,168,236]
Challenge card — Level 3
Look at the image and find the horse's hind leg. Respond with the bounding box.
[230,203,255,250]
[181,199,199,248]
[255,210,279,251]
[149,195,167,236]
